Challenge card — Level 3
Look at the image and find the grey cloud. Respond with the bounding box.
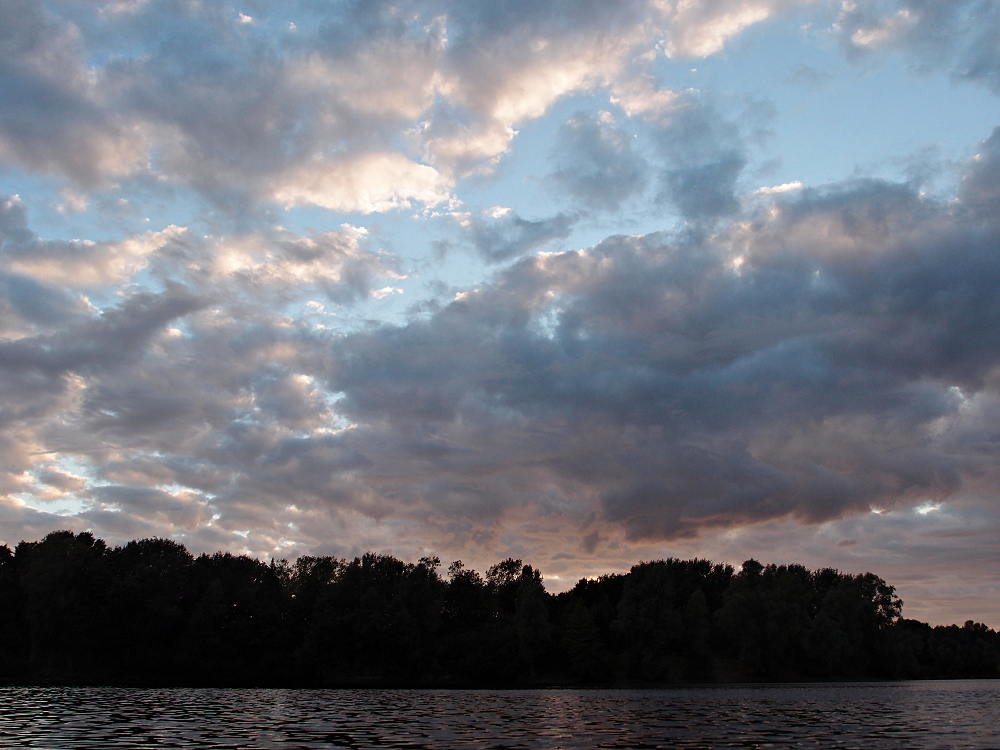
[92,485,210,529]
[465,210,577,263]
[447,0,649,38]
[161,226,402,306]
[0,285,204,377]
[0,195,33,246]
[663,151,746,221]
[316,153,1000,540]
[0,201,395,511]
[6,0,1000,577]
[10,164,994,551]
[956,3,1000,91]
[0,194,179,293]
[69,318,335,463]
[0,0,807,211]
[0,1,145,186]
[838,0,1000,94]
[549,111,648,210]
[0,273,86,326]
[35,468,86,492]
[2,0,443,206]
[959,126,1000,220]
[276,231,401,304]
[647,93,757,222]
[0,216,400,306]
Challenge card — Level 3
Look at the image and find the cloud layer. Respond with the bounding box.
[1,0,999,626]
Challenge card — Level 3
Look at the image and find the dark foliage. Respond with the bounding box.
[0,531,996,686]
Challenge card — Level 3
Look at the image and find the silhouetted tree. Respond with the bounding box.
[561,600,610,681]
[715,561,813,679]
[104,537,193,679]
[0,529,994,686]
[18,531,109,676]
[614,561,681,680]
[515,566,550,678]
[0,544,28,678]
[681,589,712,680]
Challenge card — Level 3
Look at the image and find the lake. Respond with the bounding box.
[1,681,997,748]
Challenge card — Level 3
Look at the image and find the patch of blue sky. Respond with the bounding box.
[681,13,1000,193]
[19,454,97,517]
[0,171,207,250]
[15,494,90,518]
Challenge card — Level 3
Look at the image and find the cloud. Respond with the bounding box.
[549,111,649,210]
[645,91,764,221]
[91,485,211,530]
[0,193,405,547]
[15,152,1000,555]
[457,207,577,263]
[1,0,999,630]
[0,191,402,308]
[609,74,682,122]
[835,0,1000,93]
[2,227,185,290]
[314,153,1000,542]
[0,0,811,209]
[0,273,90,328]
[0,285,204,377]
[663,151,746,220]
[753,181,803,196]
[0,1,148,187]
[662,0,811,58]
[271,153,453,214]
[960,126,1000,220]
[1,148,999,627]
[192,225,404,304]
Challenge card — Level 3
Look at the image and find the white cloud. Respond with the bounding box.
[663,0,814,58]
[753,180,803,196]
[2,226,187,288]
[850,7,918,48]
[0,0,821,206]
[610,74,681,121]
[272,153,453,213]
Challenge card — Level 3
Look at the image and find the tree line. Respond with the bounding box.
[0,530,996,686]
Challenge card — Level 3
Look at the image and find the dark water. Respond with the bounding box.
[1,681,997,749]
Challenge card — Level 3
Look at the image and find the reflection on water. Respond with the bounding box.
[1,681,997,749]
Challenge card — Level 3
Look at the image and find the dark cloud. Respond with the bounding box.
[317,158,1000,540]
[92,485,210,529]
[0,188,405,547]
[956,2,1000,91]
[0,285,204,377]
[0,0,656,207]
[959,126,1000,220]
[0,195,33,245]
[0,273,86,327]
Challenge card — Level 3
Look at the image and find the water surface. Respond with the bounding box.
[1,681,997,749]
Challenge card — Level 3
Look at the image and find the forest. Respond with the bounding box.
[0,530,997,686]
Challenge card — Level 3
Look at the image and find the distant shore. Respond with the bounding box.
[2,530,996,687]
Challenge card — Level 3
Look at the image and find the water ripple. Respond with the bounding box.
[0,681,997,749]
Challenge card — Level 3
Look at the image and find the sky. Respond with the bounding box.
[2,0,1000,627]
